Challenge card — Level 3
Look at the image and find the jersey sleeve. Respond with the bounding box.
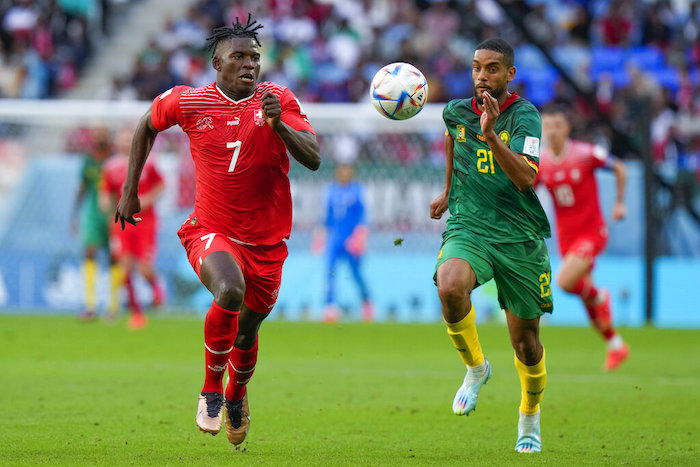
[590,144,613,169]
[151,86,189,131]
[510,106,542,172]
[280,88,315,134]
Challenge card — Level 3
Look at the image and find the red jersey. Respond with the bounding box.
[102,154,164,230]
[538,140,612,249]
[151,82,315,246]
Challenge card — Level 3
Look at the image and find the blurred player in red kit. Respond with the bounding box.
[538,108,630,371]
[115,15,321,445]
[101,127,165,330]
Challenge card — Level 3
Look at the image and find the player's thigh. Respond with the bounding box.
[240,242,288,314]
[492,239,553,319]
[434,228,494,292]
[557,253,594,289]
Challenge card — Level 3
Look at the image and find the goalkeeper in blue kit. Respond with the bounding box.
[430,38,552,453]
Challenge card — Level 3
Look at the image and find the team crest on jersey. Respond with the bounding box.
[195,116,214,130]
[255,109,265,127]
[456,125,467,142]
[499,130,510,147]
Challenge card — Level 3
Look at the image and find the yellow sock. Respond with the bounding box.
[514,348,547,415]
[444,306,484,367]
[109,264,124,315]
[84,258,97,310]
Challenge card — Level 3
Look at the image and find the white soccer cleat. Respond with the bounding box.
[515,410,542,453]
[452,358,492,416]
[196,392,224,435]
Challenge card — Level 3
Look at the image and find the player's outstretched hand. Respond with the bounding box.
[480,90,500,135]
[612,201,627,221]
[114,194,142,230]
[430,192,449,219]
[262,91,281,129]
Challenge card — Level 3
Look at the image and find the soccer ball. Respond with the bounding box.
[369,62,428,120]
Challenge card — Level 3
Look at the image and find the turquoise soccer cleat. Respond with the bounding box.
[452,358,492,416]
[515,415,542,453]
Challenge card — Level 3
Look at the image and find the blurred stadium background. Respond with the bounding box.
[0,0,699,328]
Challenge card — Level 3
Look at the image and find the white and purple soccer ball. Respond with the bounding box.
[369,62,429,120]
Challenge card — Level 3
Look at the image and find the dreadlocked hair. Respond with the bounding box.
[206,13,263,54]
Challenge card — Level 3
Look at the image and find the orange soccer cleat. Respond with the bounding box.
[605,343,630,371]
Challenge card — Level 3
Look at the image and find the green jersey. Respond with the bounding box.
[80,156,104,217]
[443,93,551,242]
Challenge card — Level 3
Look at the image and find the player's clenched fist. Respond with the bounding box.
[262,91,281,129]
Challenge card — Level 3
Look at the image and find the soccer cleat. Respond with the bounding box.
[605,343,630,371]
[78,309,96,321]
[127,313,147,330]
[224,392,250,445]
[324,304,341,323]
[196,392,224,435]
[515,418,542,453]
[452,358,492,416]
[362,300,375,322]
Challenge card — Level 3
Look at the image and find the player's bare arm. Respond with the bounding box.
[115,106,160,230]
[261,91,321,171]
[612,157,627,221]
[481,91,536,191]
[430,133,454,219]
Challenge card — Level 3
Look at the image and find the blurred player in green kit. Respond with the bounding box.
[73,125,122,321]
[430,38,551,453]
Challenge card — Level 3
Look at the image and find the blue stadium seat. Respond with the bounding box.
[590,46,625,72]
[626,46,665,70]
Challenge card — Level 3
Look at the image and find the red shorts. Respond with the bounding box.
[559,228,608,263]
[177,216,288,313]
[110,223,156,262]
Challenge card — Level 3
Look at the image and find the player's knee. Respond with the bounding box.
[437,278,468,306]
[556,274,575,293]
[211,280,245,311]
[512,335,542,365]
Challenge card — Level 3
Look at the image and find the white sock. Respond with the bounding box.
[606,334,624,351]
[518,409,540,433]
[465,360,487,381]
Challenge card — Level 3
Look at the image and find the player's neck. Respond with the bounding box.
[216,81,255,102]
[550,139,568,158]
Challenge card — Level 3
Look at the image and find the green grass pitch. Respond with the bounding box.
[1,314,698,466]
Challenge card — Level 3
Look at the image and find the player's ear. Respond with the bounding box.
[212,55,221,72]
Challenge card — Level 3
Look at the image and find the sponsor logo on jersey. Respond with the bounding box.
[475,133,486,142]
[499,130,511,147]
[227,117,240,126]
[195,116,214,130]
[457,125,467,142]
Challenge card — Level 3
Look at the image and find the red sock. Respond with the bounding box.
[571,278,599,302]
[124,274,142,315]
[202,301,239,394]
[226,337,258,401]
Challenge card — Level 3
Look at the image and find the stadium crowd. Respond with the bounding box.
[2,0,700,183]
[0,0,130,98]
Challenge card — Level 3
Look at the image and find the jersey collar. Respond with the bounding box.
[214,83,256,104]
[471,91,520,115]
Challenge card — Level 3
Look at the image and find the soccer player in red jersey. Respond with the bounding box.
[114,15,321,446]
[101,127,165,330]
[538,108,630,371]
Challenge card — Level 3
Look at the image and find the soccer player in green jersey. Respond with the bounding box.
[72,125,122,321]
[430,38,552,453]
